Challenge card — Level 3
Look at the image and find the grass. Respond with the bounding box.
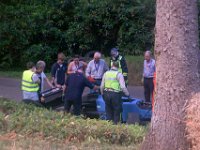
[0,71,22,79]
[0,71,51,79]
[0,56,143,85]
[0,139,141,150]
[126,56,143,86]
[0,98,147,149]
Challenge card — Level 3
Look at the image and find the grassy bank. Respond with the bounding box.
[126,56,143,86]
[0,56,144,85]
[0,98,146,149]
[0,71,22,79]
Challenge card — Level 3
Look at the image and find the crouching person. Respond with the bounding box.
[21,62,43,106]
[64,69,98,116]
[100,61,130,124]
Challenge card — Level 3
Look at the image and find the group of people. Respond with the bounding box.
[21,48,156,124]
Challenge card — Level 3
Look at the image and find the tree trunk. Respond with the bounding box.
[141,0,199,150]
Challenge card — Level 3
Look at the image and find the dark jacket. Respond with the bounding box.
[65,73,94,100]
[51,62,67,85]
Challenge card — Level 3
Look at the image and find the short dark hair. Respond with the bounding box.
[74,55,80,59]
[112,61,119,68]
[57,52,66,60]
[26,62,35,69]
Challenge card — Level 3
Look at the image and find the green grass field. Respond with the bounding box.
[0,98,147,149]
[0,56,144,85]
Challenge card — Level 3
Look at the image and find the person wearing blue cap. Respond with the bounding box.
[110,48,128,86]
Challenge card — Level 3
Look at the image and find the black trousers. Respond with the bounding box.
[64,98,82,116]
[103,91,122,124]
[143,77,154,102]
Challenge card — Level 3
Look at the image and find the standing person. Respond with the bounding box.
[143,50,156,103]
[86,52,109,86]
[100,61,130,124]
[64,70,98,116]
[51,52,67,88]
[21,62,42,102]
[110,48,128,85]
[67,55,87,74]
[36,61,54,93]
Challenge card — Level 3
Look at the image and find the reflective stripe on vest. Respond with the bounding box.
[110,55,122,73]
[104,70,121,92]
[21,70,39,92]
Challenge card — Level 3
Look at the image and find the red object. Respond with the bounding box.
[87,76,95,83]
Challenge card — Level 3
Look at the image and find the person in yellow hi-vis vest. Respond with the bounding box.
[100,61,130,124]
[22,62,42,104]
[110,48,128,86]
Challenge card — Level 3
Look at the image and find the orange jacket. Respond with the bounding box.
[152,72,156,111]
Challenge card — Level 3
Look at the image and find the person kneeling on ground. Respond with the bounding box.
[64,69,98,116]
[36,60,54,93]
[100,61,130,124]
[21,62,43,106]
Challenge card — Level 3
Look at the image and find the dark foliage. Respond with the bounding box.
[0,0,155,69]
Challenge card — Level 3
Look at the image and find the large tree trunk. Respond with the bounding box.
[141,0,199,150]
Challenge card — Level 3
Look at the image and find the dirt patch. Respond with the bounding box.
[185,93,200,150]
[0,132,17,141]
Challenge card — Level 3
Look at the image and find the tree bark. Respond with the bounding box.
[141,0,199,150]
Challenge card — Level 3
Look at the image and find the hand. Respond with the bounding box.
[62,85,66,91]
[141,78,144,84]
[93,85,99,91]
[40,97,45,103]
[49,84,54,89]
[56,84,62,88]
[87,76,95,83]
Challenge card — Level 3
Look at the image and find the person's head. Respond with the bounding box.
[111,61,119,69]
[36,60,45,74]
[110,48,119,58]
[144,50,152,62]
[93,52,101,63]
[26,62,35,70]
[57,52,66,65]
[73,55,80,64]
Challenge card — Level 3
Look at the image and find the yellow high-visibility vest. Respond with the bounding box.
[21,70,39,92]
[104,70,121,92]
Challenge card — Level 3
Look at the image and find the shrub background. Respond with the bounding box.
[0,0,155,69]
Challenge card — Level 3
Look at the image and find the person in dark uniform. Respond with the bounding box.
[51,52,67,88]
[64,70,98,116]
[110,48,128,85]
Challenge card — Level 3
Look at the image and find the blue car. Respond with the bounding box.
[82,93,152,124]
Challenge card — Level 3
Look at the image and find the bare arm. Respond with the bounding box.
[80,61,87,70]
[67,62,74,74]
[45,77,54,88]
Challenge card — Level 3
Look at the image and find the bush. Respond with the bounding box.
[0,0,155,69]
[0,98,147,147]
